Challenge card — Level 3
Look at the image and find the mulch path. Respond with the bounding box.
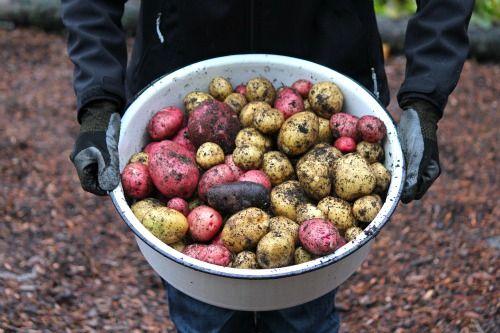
[0,28,498,333]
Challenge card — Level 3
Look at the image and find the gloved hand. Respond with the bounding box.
[397,100,441,203]
[70,100,121,195]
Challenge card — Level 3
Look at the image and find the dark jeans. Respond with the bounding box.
[164,282,340,333]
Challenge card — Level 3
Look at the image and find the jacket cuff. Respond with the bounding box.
[76,84,125,123]
[397,77,447,118]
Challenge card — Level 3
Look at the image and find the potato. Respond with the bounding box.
[352,195,382,223]
[256,230,295,268]
[196,142,225,169]
[278,111,319,156]
[224,92,247,114]
[209,76,233,101]
[357,115,386,143]
[270,180,309,221]
[345,226,363,242]
[299,218,341,255]
[187,99,241,154]
[296,203,326,224]
[303,98,311,111]
[356,141,384,164]
[221,208,270,253]
[262,151,294,186]
[121,162,153,199]
[187,205,223,242]
[370,162,391,193]
[183,244,232,266]
[245,77,276,105]
[183,91,214,113]
[291,79,313,98]
[294,246,314,264]
[224,154,245,178]
[129,152,149,165]
[188,198,203,211]
[169,240,186,252]
[166,197,190,216]
[232,144,263,170]
[239,101,271,127]
[147,106,185,140]
[308,81,343,118]
[329,113,359,140]
[232,251,258,269]
[148,140,199,199]
[207,181,270,214]
[171,127,196,153]
[238,170,272,190]
[303,143,342,167]
[317,117,333,143]
[333,153,376,200]
[274,87,305,119]
[269,216,299,244]
[234,84,247,95]
[317,196,356,231]
[296,158,330,200]
[131,198,162,222]
[197,164,237,201]
[334,137,357,153]
[142,206,189,244]
[253,107,284,134]
[235,128,270,151]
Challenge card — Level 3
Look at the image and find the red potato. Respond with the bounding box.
[121,162,153,199]
[171,127,196,153]
[337,236,347,249]
[211,233,224,246]
[148,140,199,199]
[187,205,223,242]
[238,170,272,190]
[147,106,185,140]
[224,154,245,178]
[274,87,305,119]
[183,244,232,266]
[167,197,190,216]
[197,164,237,201]
[329,113,359,140]
[235,84,247,95]
[291,79,313,98]
[334,137,357,153]
[187,99,241,154]
[143,142,160,155]
[357,115,387,143]
[299,218,341,255]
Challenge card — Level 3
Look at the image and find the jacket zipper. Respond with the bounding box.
[249,0,255,51]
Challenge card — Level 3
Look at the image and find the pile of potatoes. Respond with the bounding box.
[121,75,391,269]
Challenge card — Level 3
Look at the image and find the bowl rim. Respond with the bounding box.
[110,54,405,280]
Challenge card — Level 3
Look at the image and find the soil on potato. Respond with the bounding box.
[0,28,498,332]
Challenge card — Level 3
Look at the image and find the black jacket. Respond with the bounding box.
[61,0,473,121]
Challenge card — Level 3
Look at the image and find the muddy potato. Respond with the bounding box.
[235,128,270,151]
[129,152,149,165]
[303,99,311,111]
[232,251,259,269]
[209,76,233,101]
[333,153,376,200]
[245,77,276,105]
[239,101,272,127]
[308,81,343,118]
[131,198,162,222]
[303,143,342,168]
[170,240,186,252]
[262,151,294,186]
[296,158,330,200]
[221,208,270,253]
[232,144,264,170]
[253,107,284,134]
[270,180,310,221]
[352,195,382,223]
[196,142,225,169]
[296,203,326,224]
[317,117,333,143]
[294,246,314,264]
[345,226,363,242]
[278,111,319,156]
[356,141,384,164]
[317,196,356,231]
[207,181,270,214]
[224,93,247,114]
[370,162,391,193]
[256,230,295,268]
[142,206,189,244]
[269,216,299,243]
[183,91,214,113]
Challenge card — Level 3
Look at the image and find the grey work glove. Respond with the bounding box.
[397,100,440,203]
[70,101,121,195]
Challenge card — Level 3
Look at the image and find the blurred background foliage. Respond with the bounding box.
[374,0,500,28]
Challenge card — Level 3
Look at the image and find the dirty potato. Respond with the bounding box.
[317,196,356,231]
[333,153,376,200]
[142,206,189,244]
[295,203,326,224]
[221,207,270,253]
[296,158,331,200]
[370,162,391,193]
[235,127,271,151]
[270,180,310,221]
[129,152,149,165]
[196,142,225,169]
[269,216,299,243]
[170,240,186,252]
[239,101,272,127]
[345,226,363,242]
[262,151,295,186]
[294,246,314,264]
[352,195,382,223]
[317,117,333,143]
[356,141,384,164]
[253,107,285,134]
[232,251,259,269]
[232,144,264,170]
[131,198,162,222]
[209,76,233,101]
[256,230,295,268]
[245,77,276,105]
[183,91,214,113]
[224,93,247,114]
[278,111,319,156]
[308,81,343,118]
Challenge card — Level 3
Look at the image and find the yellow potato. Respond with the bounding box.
[131,198,162,222]
[253,107,285,134]
[270,180,310,221]
[278,111,319,156]
[262,151,295,186]
[129,152,149,165]
[333,153,376,200]
[352,195,382,223]
[239,101,272,127]
[232,144,264,170]
[303,99,311,111]
[345,226,363,242]
[196,142,225,169]
[142,207,189,244]
[245,77,276,105]
[296,156,331,200]
[256,230,295,268]
[209,76,233,101]
[295,203,326,224]
[370,162,391,193]
[317,117,333,143]
[317,196,356,231]
[232,251,259,269]
[294,246,314,264]
[269,216,299,244]
[235,128,270,151]
[308,81,343,118]
[356,141,384,164]
[224,92,247,114]
[183,91,214,113]
[170,240,186,252]
[221,208,270,253]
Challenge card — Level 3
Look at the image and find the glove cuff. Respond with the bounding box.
[80,100,120,133]
[402,99,439,142]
